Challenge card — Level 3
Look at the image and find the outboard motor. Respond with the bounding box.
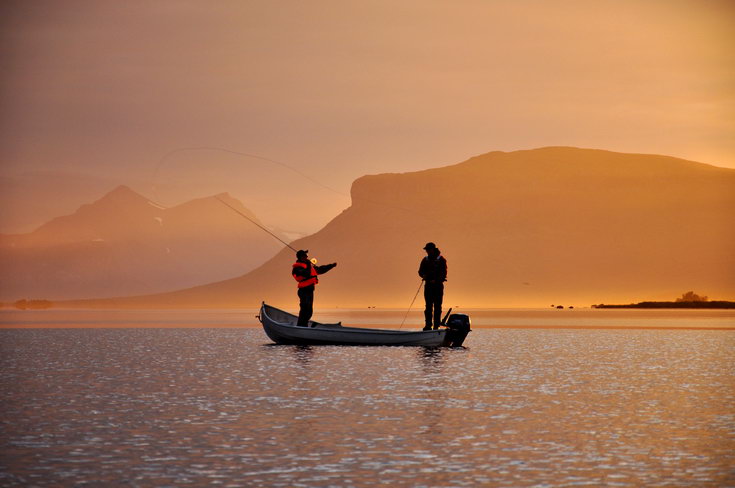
[443,313,471,347]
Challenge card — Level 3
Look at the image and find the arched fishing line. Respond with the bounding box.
[153,146,348,200]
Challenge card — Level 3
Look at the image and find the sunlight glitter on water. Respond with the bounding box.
[0,326,733,487]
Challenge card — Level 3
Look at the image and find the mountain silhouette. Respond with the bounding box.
[60,147,735,308]
[0,171,122,234]
[0,186,285,300]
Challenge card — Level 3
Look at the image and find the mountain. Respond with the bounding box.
[62,147,735,308]
[0,171,122,234]
[0,186,285,300]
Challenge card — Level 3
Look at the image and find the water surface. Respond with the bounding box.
[0,317,733,487]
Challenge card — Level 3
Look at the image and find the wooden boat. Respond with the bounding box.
[258,302,449,346]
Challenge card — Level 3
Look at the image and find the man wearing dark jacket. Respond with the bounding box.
[418,242,448,330]
[292,249,337,327]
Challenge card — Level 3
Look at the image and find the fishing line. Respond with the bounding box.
[399,280,424,329]
[153,146,439,227]
[153,146,348,199]
[151,146,437,256]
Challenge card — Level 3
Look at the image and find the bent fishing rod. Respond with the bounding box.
[399,279,453,330]
[214,195,297,252]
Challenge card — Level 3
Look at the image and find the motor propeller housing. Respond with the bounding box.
[442,313,471,347]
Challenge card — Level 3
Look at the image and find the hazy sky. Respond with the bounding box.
[2,0,733,231]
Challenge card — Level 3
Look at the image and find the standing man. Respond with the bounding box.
[292,249,337,327]
[418,242,447,331]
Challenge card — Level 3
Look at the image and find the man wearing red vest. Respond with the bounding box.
[292,249,337,327]
[418,242,448,331]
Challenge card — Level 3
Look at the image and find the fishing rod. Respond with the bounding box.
[215,196,325,266]
[214,195,297,252]
[399,280,424,329]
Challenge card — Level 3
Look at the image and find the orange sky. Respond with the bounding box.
[1,0,733,233]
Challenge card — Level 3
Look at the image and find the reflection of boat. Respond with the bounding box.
[258,303,469,347]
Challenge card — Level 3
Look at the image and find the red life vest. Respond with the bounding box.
[292,261,318,288]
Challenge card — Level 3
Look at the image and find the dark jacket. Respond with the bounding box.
[418,253,447,283]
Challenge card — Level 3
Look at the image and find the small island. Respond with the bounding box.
[593,291,735,309]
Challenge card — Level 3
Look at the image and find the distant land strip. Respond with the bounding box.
[592,301,735,309]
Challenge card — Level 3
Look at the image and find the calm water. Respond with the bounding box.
[1,314,734,487]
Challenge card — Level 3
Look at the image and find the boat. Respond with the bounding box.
[258,302,470,347]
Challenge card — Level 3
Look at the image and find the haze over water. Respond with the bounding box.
[4,2,733,483]
[1,311,733,487]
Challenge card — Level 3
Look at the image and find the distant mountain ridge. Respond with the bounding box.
[0,171,123,234]
[56,147,735,308]
[0,186,285,300]
[61,147,735,309]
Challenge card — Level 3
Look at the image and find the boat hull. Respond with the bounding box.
[259,303,447,346]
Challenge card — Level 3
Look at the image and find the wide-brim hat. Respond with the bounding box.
[423,242,437,250]
[296,249,309,257]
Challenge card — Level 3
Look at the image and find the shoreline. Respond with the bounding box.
[592,301,735,309]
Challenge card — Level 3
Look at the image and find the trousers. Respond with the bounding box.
[297,285,315,327]
[423,282,444,329]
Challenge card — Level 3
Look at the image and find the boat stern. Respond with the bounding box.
[442,313,471,347]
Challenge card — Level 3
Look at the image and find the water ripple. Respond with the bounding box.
[0,328,733,487]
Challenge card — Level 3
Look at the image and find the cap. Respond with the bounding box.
[423,242,436,250]
[296,249,309,258]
